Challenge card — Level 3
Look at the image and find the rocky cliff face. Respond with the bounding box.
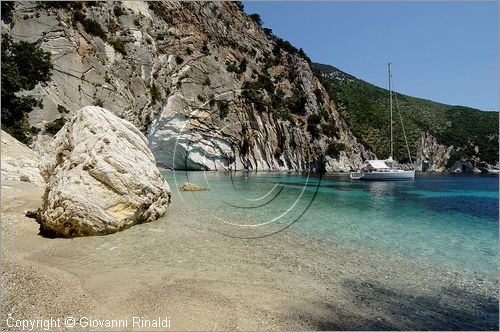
[3,1,373,172]
[414,131,498,173]
[414,131,453,172]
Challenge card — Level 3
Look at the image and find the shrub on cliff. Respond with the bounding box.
[307,114,322,138]
[113,5,126,17]
[326,141,346,158]
[148,2,172,24]
[150,84,161,103]
[233,1,244,11]
[248,13,262,26]
[82,19,106,40]
[109,38,127,55]
[44,117,66,135]
[201,42,210,55]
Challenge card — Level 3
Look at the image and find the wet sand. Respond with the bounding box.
[1,180,498,330]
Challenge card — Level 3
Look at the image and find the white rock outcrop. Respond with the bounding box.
[180,182,206,191]
[37,106,171,237]
[1,130,44,185]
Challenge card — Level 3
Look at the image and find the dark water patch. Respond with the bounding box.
[322,184,362,191]
[421,196,499,221]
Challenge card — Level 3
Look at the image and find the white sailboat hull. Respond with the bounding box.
[350,64,415,182]
[350,170,415,181]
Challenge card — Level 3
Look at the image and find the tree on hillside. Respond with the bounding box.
[249,13,262,26]
[1,33,53,143]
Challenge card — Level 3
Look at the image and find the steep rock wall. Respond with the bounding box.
[3,1,374,172]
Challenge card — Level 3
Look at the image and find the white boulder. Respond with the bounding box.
[1,130,45,185]
[37,106,171,237]
[180,182,207,191]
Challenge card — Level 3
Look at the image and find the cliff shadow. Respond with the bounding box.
[281,279,499,330]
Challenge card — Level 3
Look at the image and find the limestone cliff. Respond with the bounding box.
[2,1,373,172]
[414,131,453,172]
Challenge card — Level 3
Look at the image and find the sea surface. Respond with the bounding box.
[166,171,499,277]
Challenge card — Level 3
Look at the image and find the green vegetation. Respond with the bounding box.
[1,33,53,143]
[239,64,302,126]
[273,109,295,126]
[72,9,85,23]
[82,19,106,39]
[201,42,210,56]
[150,84,161,103]
[238,58,248,73]
[67,7,105,41]
[242,82,267,113]
[285,88,307,116]
[325,141,346,158]
[248,13,262,26]
[233,1,244,11]
[307,114,321,138]
[175,55,183,65]
[240,133,251,155]
[262,28,311,63]
[37,1,82,10]
[93,98,104,107]
[217,100,229,119]
[1,2,15,20]
[113,5,126,17]
[108,38,127,55]
[241,75,274,114]
[107,20,119,34]
[314,88,324,105]
[247,73,274,94]
[44,117,66,135]
[258,51,280,70]
[312,63,499,165]
[57,104,69,114]
[321,122,339,139]
[148,2,172,24]
[225,58,247,75]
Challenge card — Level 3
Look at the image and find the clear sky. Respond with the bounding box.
[243,1,499,111]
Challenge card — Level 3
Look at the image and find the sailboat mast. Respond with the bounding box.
[388,62,393,160]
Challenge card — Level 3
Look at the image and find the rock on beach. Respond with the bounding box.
[36,106,171,237]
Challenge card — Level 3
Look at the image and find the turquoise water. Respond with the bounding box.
[165,171,499,276]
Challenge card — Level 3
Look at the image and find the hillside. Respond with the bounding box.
[1,1,372,172]
[312,63,499,171]
[1,1,497,173]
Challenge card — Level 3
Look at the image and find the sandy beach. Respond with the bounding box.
[1,179,498,331]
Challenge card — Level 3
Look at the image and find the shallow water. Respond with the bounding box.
[8,173,498,330]
[169,171,499,276]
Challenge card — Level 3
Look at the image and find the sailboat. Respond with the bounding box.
[350,63,415,181]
